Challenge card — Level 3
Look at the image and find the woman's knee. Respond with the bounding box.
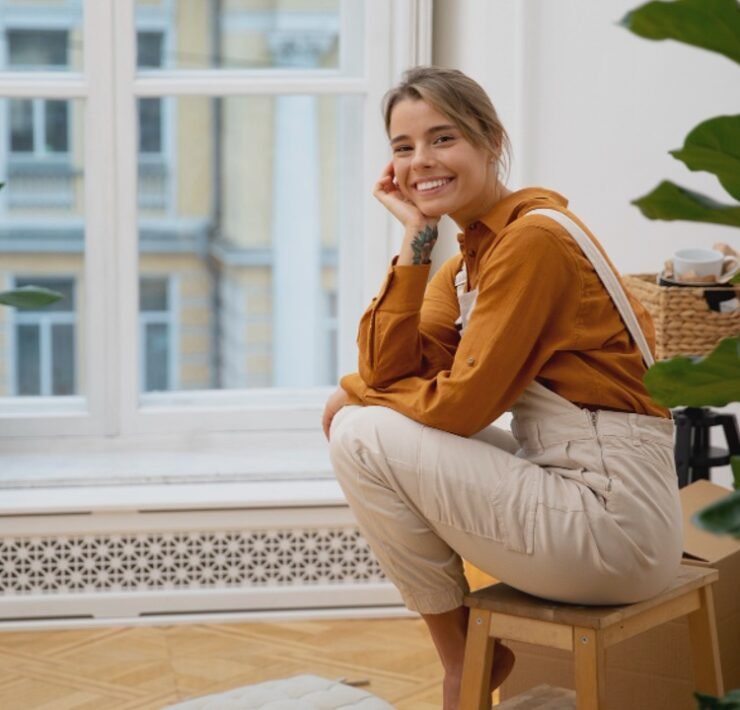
[329,405,414,480]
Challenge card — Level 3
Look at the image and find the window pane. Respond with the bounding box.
[7,29,68,67]
[135,0,364,74]
[9,99,33,152]
[137,94,360,391]
[1,15,82,72]
[140,277,169,312]
[139,98,162,154]
[137,31,163,69]
[145,322,170,392]
[45,100,69,153]
[16,324,40,395]
[51,323,75,395]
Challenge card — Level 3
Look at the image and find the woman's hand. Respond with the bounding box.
[373,162,440,266]
[322,387,350,441]
[373,161,433,231]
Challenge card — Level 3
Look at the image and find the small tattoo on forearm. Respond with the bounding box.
[411,225,438,264]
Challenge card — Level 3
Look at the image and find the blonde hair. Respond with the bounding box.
[382,66,511,179]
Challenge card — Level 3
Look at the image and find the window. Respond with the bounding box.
[11,277,77,396]
[139,276,176,392]
[7,30,70,157]
[0,0,430,485]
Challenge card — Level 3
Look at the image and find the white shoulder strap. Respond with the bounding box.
[527,208,655,368]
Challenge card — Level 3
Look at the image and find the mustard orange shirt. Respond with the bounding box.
[341,187,669,437]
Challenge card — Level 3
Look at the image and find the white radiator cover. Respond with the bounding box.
[0,485,404,625]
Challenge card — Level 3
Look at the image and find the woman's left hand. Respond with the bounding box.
[322,387,350,441]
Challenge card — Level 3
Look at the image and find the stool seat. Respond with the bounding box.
[459,564,723,710]
[465,564,717,630]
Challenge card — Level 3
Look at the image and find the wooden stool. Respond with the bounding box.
[459,565,723,710]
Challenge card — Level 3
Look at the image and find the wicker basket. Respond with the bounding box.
[624,273,740,359]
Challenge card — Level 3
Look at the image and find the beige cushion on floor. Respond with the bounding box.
[163,674,395,709]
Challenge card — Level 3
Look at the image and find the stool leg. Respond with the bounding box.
[459,609,494,710]
[687,585,724,697]
[574,627,605,710]
[719,413,740,457]
[674,411,692,488]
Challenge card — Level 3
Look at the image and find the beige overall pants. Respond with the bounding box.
[330,209,683,614]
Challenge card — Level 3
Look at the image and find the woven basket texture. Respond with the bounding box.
[624,273,740,359]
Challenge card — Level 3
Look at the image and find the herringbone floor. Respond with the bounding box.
[0,616,453,709]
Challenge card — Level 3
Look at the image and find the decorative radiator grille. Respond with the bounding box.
[0,528,386,596]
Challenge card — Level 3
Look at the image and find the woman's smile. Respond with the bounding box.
[414,176,455,196]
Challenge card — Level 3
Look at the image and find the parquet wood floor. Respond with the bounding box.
[0,616,458,709]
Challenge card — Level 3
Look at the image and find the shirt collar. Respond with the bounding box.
[456,187,569,247]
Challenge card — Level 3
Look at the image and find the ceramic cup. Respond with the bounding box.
[672,248,736,281]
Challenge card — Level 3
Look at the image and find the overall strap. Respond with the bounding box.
[527,208,655,368]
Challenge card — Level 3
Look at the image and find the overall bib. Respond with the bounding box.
[330,210,683,614]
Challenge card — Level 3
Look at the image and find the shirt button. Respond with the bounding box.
[468,221,480,231]
[466,356,475,366]
[467,249,476,257]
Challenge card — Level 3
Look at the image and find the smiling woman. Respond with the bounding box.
[322,66,683,710]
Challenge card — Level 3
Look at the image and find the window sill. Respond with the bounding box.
[0,430,333,490]
[0,477,346,517]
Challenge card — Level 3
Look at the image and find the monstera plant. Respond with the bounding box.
[622,2,740,707]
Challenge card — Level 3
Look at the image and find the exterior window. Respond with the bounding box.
[7,29,68,68]
[139,277,175,392]
[137,32,164,155]
[7,30,70,157]
[12,277,76,396]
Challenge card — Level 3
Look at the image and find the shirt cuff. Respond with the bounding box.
[373,259,431,313]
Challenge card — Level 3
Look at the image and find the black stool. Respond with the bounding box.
[674,407,740,488]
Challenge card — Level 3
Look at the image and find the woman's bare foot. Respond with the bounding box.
[443,641,516,709]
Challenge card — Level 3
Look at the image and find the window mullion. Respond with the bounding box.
[110,0,140,436]
[84,0,118,436]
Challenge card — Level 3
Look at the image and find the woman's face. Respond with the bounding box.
[388,98,496,224]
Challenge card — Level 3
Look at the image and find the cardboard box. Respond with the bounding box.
[499,480,740,709]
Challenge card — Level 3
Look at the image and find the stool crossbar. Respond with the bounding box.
[459,565,723,709]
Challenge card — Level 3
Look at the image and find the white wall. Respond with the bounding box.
[432,0,739,273]
[432,0,738,489]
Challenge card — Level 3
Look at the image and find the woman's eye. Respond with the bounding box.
[434,135,455,145]
[393,145,412,154]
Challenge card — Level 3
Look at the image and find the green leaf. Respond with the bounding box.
[0,286,64,309]
[632,181,740,226]
[693,489,740,539]
[670,115,740,200]
[732,456,740,490]
[696,688,740,708]
[620,0,740,66]
[643,337,740,407]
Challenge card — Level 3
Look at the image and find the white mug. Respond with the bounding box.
[673,248,736,281]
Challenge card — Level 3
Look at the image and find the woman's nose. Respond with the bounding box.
[411,144,434,168]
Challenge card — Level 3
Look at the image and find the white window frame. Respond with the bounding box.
[0,0,432,482]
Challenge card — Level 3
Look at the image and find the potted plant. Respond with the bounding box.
[622,1,740,706]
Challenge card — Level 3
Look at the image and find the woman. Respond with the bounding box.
[322,66,682,709]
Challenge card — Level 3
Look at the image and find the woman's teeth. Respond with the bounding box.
[416,178,451,192]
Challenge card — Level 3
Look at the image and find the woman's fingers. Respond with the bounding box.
[322,388,350,441]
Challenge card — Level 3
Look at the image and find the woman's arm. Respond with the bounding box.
[345,225,583,437]
[352,256,461,389]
